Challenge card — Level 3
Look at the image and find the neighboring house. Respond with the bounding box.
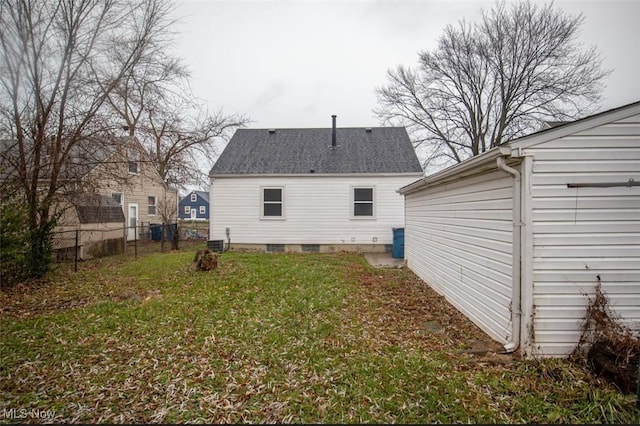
[1,135,179,258]
[178,190,210,221]
[208,116,423,252]
[55,193,126,260]
[399,101,640,357]
[81,136,178,244]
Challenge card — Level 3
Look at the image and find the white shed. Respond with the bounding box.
[399,101,640,357]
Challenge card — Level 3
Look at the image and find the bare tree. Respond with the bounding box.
[106,46,248,189]
[145,103,248,188]
[0,0,173,277]
[375,0,611,171]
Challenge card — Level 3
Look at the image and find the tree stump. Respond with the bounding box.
[193,248,218,271]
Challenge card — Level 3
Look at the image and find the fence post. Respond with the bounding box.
[74,229,79,273]
[134,224,137,259]
[161,222,165,253]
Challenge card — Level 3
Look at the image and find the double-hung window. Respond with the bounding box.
[111,192,123,208]
[128,150,139,174]
[191,193,197,202]
[148,196,157,216]
[353,187,374,218]
[262,187,283,218]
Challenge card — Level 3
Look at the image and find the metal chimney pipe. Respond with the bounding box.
[331,115,337,148]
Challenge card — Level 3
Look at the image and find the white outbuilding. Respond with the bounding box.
[399,101,640,357]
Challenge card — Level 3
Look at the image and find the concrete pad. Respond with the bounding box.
[364,252,405,268]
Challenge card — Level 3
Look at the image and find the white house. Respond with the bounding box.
[209,116,423,252]
[399,101,640,357]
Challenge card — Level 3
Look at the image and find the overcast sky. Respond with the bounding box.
[170,0,640,131]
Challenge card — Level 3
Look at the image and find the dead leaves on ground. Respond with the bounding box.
[2,253,631,424]
[347,265,505,357]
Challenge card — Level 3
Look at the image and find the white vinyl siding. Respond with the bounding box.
[211,175,416,245]
[524,115,640,356]
[404,170,515,345]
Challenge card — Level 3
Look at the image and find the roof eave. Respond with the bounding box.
[398,146,511,195]
[210,171,424,179]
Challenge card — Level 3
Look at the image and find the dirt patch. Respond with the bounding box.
[110,288,163,304]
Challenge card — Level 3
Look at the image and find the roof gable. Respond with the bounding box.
[180,190,210,204]
[399,100,640,194]
[210,127,423,176]
[510,100,640,150]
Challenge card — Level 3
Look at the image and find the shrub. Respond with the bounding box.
[0,199,56,287]
[573,279,640,394]
[0,199,29,287]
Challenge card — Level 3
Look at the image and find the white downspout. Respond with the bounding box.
[497,154,522,353]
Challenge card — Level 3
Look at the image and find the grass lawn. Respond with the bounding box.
[1,248,638,423]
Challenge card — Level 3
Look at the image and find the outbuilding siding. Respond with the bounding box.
[401,102,640,357]
[523,114,640,356]
[405,170,515,344]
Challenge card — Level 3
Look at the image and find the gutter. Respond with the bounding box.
[496,153,522,354]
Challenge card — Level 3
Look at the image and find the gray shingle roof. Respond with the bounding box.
[209,127,423,175]
[71,193,125,224]
[195,190,210,202]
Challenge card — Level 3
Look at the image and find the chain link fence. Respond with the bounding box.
[51,221,210,272]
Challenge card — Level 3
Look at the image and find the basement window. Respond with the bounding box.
[302,244,320,253]
[266,244,285,253]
